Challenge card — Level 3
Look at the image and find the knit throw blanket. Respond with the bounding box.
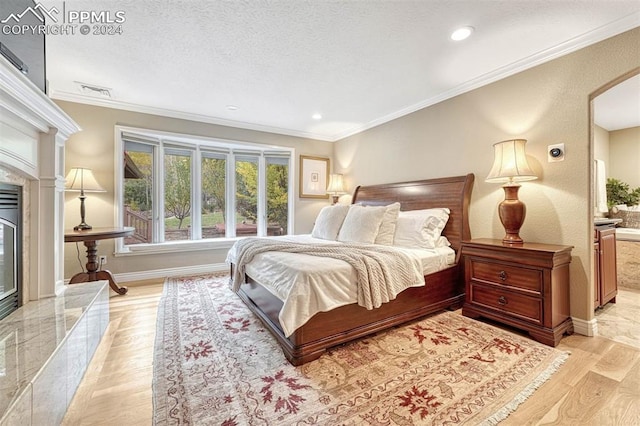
[229,238,424,310]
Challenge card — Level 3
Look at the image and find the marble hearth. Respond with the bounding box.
[0,281,108,425]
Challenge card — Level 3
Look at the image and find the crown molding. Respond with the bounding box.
[50,91,335,142]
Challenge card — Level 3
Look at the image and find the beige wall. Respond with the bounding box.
[335,28,640,322]
[609,126,640,188]
[58,101,333,279]
[593,124,610,173]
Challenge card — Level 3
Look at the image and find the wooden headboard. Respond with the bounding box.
[352,174,475,257]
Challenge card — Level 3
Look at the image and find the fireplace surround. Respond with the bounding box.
[0,55,100,423]
[0,56,80,302]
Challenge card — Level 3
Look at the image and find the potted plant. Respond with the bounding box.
[606,178,640,228]
[606,178,640,209]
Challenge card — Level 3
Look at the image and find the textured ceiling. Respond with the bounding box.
[41,0,640,141]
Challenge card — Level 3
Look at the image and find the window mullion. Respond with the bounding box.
[189,149,201,240]
[227,153,236,238]
[115,131,126,251]
[156,144,165,243]
[257,155,266,236]
[287,155,295,235]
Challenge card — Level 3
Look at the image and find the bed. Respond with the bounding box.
[230,173,474,365]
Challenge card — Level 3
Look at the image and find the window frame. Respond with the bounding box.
[114,125,295,255]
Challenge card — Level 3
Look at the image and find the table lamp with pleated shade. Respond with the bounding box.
[65,168,106,231]
[486,139,537,244]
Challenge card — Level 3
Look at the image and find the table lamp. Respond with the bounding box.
[486,139,537,244]
[65,168,106,231]
[326,173,346,204]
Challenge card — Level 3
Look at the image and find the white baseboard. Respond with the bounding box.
[571,316,598,337]
[64,263,229,285]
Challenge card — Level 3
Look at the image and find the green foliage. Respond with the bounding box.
[630,187,640,206]
[606,178,640,209]
[201,157,226,214]
[125,150,289,234]
[164,154,191,228]
[266,163,288,231]
[234,161,289,231]
[235,161,258,223]
[124,151,153,212]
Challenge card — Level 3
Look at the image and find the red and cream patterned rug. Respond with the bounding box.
[153,274,569,425]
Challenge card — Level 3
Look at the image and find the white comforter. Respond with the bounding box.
[226,235,455,337]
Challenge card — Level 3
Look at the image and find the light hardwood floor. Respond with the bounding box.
[62,281,640,426]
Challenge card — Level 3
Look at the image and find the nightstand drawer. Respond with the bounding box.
[469,284,542,324]
[470,260,542,293]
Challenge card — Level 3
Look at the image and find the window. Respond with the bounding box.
[163,148,192,241]
[117,127,294,251]
[200,152,226,239]
[266,154,289,236]
[235,155,258,237]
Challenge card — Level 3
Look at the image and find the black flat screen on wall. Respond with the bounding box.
[0,0,47,93]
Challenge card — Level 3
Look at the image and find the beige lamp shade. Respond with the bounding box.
[326,173,346,195]
[486,139,537,184]
[65,168,106,192]
[326,173,346,204]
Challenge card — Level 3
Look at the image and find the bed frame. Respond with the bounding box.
[234,173,475,365]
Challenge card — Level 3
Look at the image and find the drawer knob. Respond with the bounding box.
[498,296,508,305]
[499,270,507,281]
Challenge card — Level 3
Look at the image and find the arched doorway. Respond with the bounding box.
[590,68,640,348]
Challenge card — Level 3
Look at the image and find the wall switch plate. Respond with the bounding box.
[548,143,565,162]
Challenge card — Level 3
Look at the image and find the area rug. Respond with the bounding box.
[153,274,569,425]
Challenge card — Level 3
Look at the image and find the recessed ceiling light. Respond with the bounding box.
[451,26,474,41]
[226,105,239,111]
[312,113,322,120]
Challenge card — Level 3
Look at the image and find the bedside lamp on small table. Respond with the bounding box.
[486,139,537,244]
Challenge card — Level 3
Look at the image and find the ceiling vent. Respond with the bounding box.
[75,81,112,98]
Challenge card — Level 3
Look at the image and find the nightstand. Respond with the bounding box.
[461,238,573,347]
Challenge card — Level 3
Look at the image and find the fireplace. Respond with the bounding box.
[0,183,22,319]
[0,57,80,303]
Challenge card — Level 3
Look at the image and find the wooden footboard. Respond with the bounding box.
[236,265,464,365]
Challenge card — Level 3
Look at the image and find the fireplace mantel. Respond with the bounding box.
[0,57,80,301]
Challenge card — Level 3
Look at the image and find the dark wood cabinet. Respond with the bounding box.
[461,238,573,347]
[593,239,601,309]
[594,225,617,308]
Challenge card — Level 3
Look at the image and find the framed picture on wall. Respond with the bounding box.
[299,155,330,198]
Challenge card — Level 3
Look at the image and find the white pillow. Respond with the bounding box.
[375,202,401,245]
[393,208,450,249]
[337,204,387,244]
[311,205,350,240]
